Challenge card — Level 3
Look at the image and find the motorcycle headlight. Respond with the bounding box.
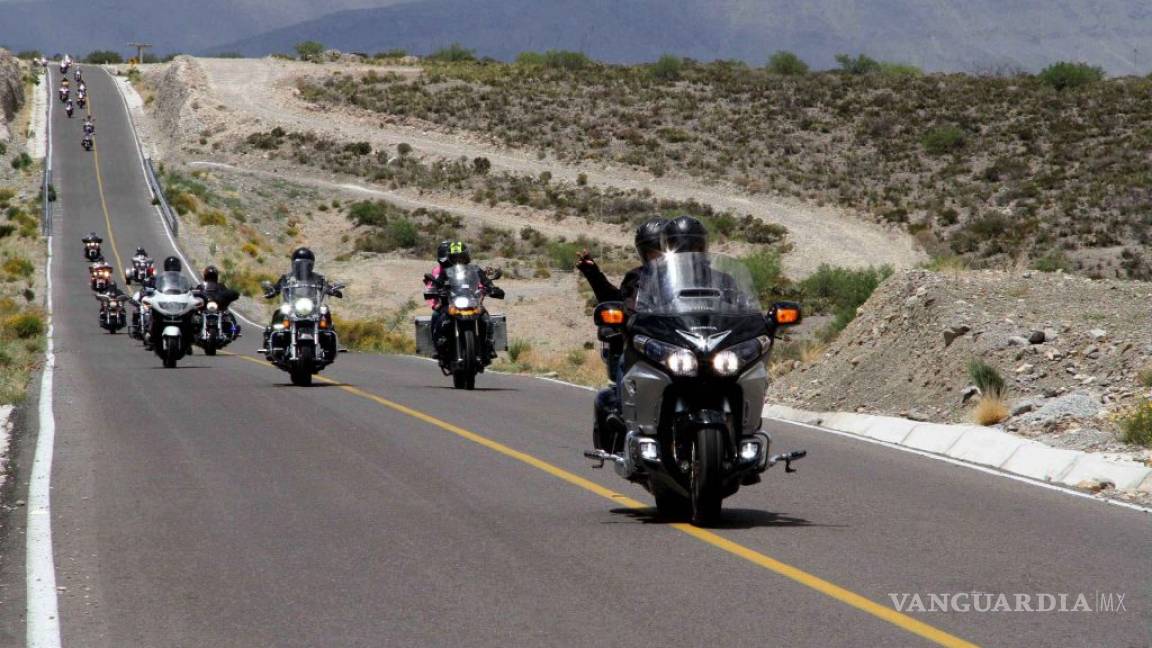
[711,336,770,376]
[634,336,697,377]
[294,297,314,316]
[712,350,740,376]
[206,301,219,312]
[453,296,471,309]
[280,303,292,315]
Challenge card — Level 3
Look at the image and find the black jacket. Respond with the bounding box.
[578,262,644,309]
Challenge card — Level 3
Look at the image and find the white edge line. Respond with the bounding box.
[771,417,1152,515]
[27,68,62,648]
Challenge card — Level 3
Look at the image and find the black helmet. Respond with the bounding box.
[291,247,315,262]
[663,216,708,253]
[634,217,668,260]
[447,241,470,265]
[203,265,219,282]
[135,247,147,256]
[436,240,453,266]
[163,256,181,272]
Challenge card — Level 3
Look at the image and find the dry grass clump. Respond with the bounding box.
[971,396,1010,426]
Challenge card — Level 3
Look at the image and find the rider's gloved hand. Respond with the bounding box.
[489,286,505,299]
[576,249,597,270]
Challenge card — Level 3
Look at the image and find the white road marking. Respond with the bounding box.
[771,418,1152,515]
[27,68,62,648]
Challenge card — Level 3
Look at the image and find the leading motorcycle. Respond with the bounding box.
[143,271,201,368]
[261,278,344,385]
[89,262,113,292]
[419,265,507,390]
[584,252,804,525]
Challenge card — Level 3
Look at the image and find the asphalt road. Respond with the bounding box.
[0,66,1148,647]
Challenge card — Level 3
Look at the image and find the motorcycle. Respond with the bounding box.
[125,257,155,285]
[74,68,82,83]
[419,265,507,390]
[128,290,153,345]
[81,134,93,151]
[96,293,129,334]
[65,101,74,118]
[77,94,87,110]
[89,263,113,292]
[143,271,201,368]
[583,252,805,525]
[83,240,102,261]
[58,88,69,103]
[193,299,239,356]
[261,279,344,385]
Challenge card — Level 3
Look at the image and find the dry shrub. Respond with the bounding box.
[971,395,1009,425]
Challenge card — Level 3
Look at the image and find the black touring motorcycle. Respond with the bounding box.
[417,264,507,390]
[584,252,804,524]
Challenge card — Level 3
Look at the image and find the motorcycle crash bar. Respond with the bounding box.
[767,449,807,473]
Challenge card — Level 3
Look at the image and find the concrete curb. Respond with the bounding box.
[763,405,1152,494]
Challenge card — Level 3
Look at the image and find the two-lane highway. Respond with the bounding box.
[0,66,1147,647]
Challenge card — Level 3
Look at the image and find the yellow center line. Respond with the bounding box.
[226,352,977,648]
[80,75,124,275]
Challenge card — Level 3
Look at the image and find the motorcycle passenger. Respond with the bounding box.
[261,247,343,350]
[424,240,454,350]
[577,217,667,451]
[147,256,196,352]
[194,265,242,338]
[426,241,504,358]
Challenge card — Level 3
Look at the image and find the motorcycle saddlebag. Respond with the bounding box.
[489,314,508,352]
[414,316,436,357]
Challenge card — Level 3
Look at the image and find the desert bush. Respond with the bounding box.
[921,126,967,155]
[3,311,43,339]
[1038,62,1105,91]
[508,339,531,363]
[972,395,1010,425]
[197,210,227,227]
[2,257,34,278]
[767,51,808,76]
[427,43,475,62]
[799,264,892,335]
[294,41,325,62]
[649,55,683,81]
[84,50,123,64]
[743,249,786,300]
[334,316,415,353]
[835,53,880,75]
[1116,400,1152,447]
[10,153,32,170]
[968,359,1006,399]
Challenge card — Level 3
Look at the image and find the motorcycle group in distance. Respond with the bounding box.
[54,57,93,152]
[80,236,241,367]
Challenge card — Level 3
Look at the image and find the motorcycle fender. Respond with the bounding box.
[620,360,671,437]
[737,361,769,433]
[162,326,181,338]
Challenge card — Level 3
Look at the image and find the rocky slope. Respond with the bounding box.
[0,49,25,143]
[768,269,1152,458]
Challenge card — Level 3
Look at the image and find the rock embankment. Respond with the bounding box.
[768,269,1152,457]
[0,49,25,142]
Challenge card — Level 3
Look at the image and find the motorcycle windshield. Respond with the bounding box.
[634,252,761,316]
[154,271,194,295]
[445,264,483,304]
[282,281,325,316]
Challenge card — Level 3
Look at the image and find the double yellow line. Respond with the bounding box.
[231,355,977,648]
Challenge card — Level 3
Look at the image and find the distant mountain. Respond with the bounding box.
[0,0,405,57]
[208,0,1152,74]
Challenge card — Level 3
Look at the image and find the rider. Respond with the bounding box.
[65,99,74,116]
[83,232,103,245]
[261,247,343,351]
[194,265,242,338]
[576,217,668,452]
[426,241,504,357]
[96,280,126,323]
[83,116,94,133]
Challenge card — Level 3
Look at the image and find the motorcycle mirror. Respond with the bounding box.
[488,268,503,280]
[769,301,802,327]
[260,280,273,290]
[593,302,627,328]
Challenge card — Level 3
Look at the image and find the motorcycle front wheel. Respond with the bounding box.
[452,330,477,390]
[690,427,725,525]
[290,345,314,386]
